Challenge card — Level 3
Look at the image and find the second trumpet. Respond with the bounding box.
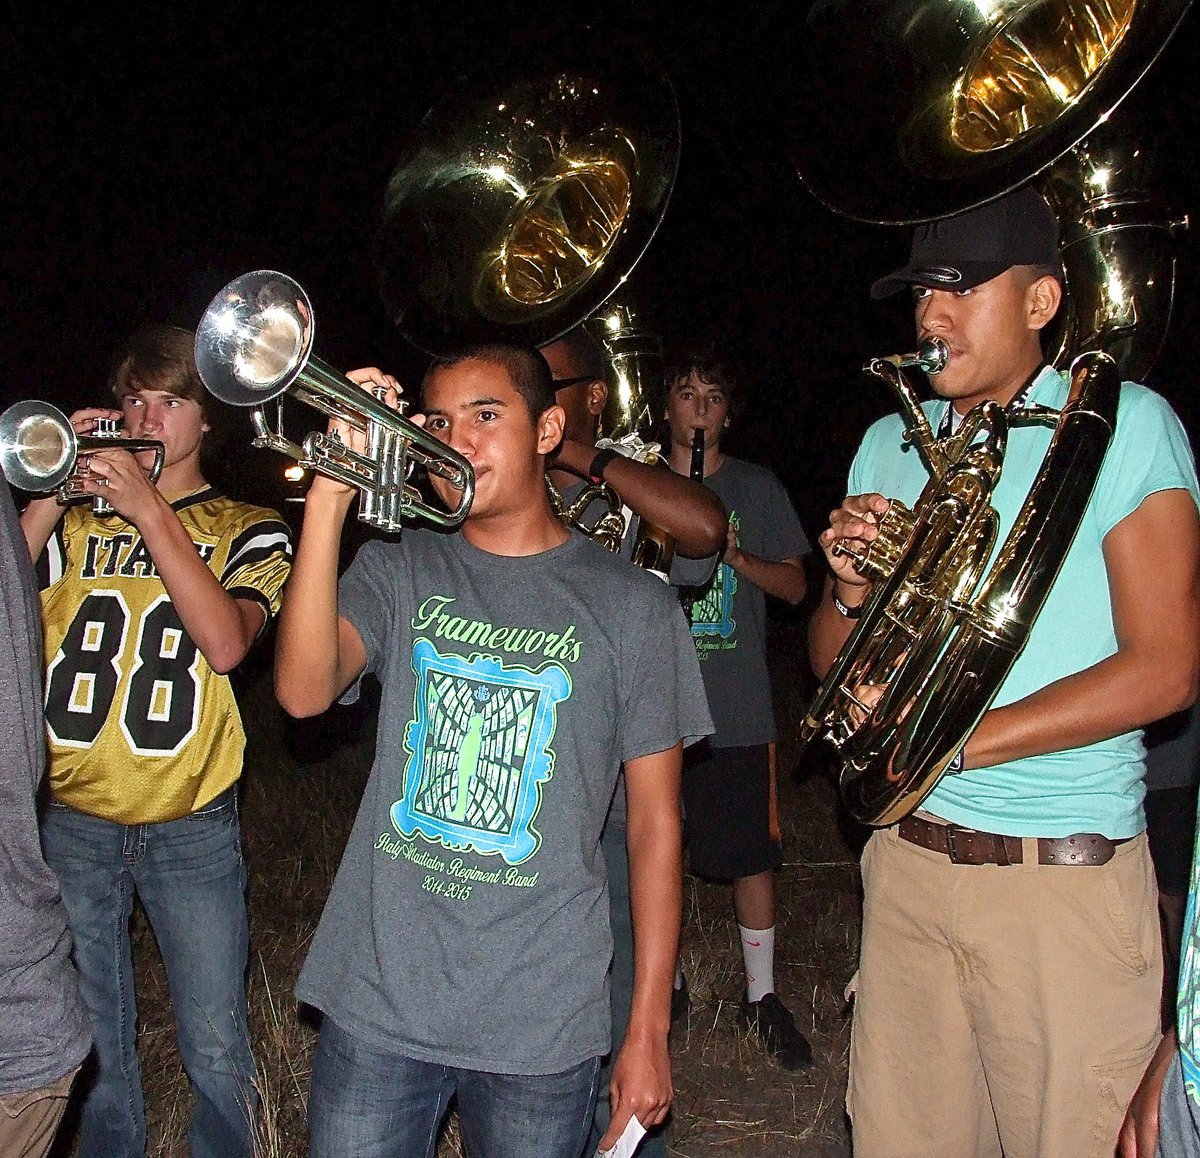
[193,270,474,533]
[0,400,164,515]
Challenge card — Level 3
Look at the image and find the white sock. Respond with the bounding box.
[739,924,775,1003]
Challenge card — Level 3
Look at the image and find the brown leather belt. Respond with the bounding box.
[897,814,1131,866]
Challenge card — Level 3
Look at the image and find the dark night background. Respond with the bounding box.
[4,2,1199,540]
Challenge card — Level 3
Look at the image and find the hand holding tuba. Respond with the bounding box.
[194,271,474,534]
[801,335,1121,826]
[0,401,164,515]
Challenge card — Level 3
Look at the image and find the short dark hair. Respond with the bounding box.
[422,343,556,421]
[1019,262,1064,286]
[543,326,608,382]
[110,325,206,412]
[664,344,742,418]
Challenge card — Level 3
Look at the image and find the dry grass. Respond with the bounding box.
[64,616,861,1156]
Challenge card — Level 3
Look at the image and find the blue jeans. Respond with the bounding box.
[588,820,668,1158]
[1157,1050,1200,1157]
[308,1017,600,1158]
[41,788,256,1158]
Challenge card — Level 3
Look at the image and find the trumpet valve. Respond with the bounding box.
[369,384,410,417]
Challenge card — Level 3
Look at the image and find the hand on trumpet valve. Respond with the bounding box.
[70,407,125,437]
[78,443,161,521]
[346,366,428,439]
[308,366,408,501]
[58,406,156,517]
[345,366,403,412]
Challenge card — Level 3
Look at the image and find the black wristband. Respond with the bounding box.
[831,586,867,619]
[588,448,620,483]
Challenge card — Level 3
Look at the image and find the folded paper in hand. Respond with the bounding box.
[595,1114,647,1158]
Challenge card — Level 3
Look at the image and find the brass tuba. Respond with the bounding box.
[793,0,1191,825]
[194,270,474,533]
[373,38,679,554]
[586,292,677,576]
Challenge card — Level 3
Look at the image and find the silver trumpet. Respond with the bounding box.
[194,270,475,533]
[0,400,164,515]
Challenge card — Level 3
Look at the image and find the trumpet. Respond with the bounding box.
[194,270,475,533]
[0,400,164,514]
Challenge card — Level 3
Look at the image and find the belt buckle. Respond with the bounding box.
[943,825,968,864]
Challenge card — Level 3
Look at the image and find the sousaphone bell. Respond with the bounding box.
[375,39,678,355]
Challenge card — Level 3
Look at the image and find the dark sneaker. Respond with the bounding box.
[670,973,690,1024]
[739,992,814,1071]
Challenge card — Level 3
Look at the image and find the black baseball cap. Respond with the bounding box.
[870,185,1061,300]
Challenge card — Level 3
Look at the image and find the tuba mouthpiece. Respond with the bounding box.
[867,337,949,378]
[906,338,950,375]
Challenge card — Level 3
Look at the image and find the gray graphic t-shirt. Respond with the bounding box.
[688,457,810,747]
[559,479,719,826]
[296,529,712,1075]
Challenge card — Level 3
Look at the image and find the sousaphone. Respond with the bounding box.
[376,38,678,355]
[792,0,1192,824]
[374,37,680,554]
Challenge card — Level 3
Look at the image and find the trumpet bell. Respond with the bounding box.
[0,401,77,492]
[194,271,315,407]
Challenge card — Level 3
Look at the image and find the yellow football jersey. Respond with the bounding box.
[38,487,292,824]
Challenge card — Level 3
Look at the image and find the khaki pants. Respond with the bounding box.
[0,1069,78,1158]
[847,825,1161,1158]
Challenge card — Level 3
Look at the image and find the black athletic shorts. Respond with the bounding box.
[682,741,783,883]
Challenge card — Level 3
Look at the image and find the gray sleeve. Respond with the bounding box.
[668,550,718,588]
[619,581,713,763]
[762,472,811,562]
[336,541,396,705]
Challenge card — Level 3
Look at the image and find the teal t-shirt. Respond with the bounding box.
[848,366,1199,837]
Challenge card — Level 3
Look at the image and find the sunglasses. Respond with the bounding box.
[552,375,598,391]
